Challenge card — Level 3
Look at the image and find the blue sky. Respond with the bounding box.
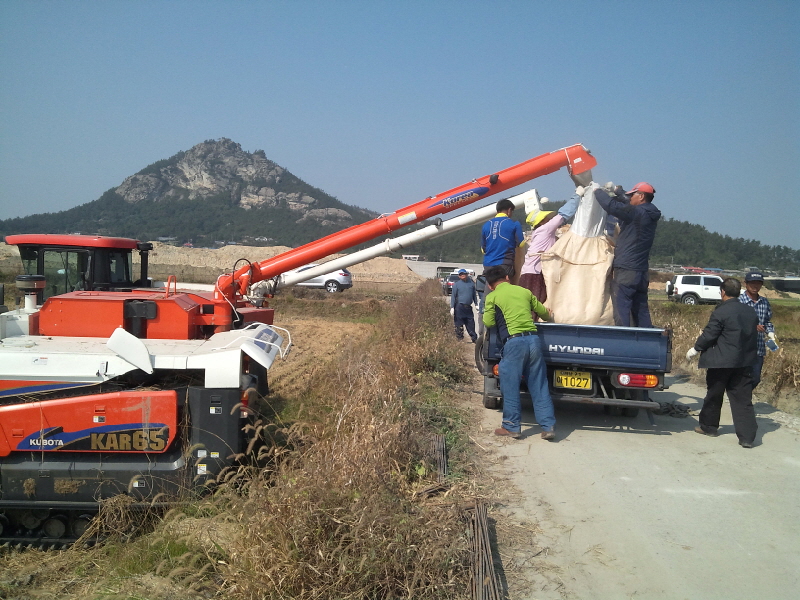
[1,1,798,250]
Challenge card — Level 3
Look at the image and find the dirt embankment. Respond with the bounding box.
[144,243,425,284]
[0,242,425,286]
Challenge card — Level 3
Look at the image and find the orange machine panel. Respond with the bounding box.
[36,291,222,339]
[0,390,179,457]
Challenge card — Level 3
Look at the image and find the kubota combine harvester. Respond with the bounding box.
[0,144,595,545]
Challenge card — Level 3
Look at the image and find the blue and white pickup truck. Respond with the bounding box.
[476,323,673,418]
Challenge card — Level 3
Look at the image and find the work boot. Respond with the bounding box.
[694,426,719,437]
[541,429,555,441]
[739,440,754,449]
[494,427,522,439]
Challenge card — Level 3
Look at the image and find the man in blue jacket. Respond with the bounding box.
[594,182,661,327]
[450,269,478,342]
[686,278,759,448]
[481,198,524,278]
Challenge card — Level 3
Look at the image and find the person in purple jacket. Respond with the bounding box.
[518,193,581,308]
[594,182,661,327]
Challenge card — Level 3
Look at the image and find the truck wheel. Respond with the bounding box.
[483,377,500,409]
[474,334,488,372]
[324,280,341,293]
[681,294,698,305]
[603,405,623,417]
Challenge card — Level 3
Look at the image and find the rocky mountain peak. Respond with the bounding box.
[114,138,353,226]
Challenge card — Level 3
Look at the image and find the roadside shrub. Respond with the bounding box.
[382,279,471,384]
[216,278,472,599]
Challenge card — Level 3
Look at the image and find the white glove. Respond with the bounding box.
[686,348,699,361]
[575,185,585,197]
[768,332,776,341]
[540,196,549,204]
[604,181,615,192]
[450,307,454,316]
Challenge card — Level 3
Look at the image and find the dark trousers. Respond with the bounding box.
[750,354,764,390]
[611,268,653,328]
[518,273,547,321]
[454,303,477,341]
[699,367,758,444]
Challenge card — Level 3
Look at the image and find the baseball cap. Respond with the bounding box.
[745,272,764,282]
[458,269,467,274]
[626,182,656,195]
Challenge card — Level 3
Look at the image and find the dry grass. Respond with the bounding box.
[213,279,472,599]
[0,279,475,599]
[650,301,800,407]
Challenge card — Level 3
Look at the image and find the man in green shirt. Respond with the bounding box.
[483,265,556,440]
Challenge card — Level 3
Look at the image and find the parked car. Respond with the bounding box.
[291,264,353,293]
[441,273,461,295]
[666,274,723,305]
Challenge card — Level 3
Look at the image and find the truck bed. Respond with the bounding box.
[478,322,673,413]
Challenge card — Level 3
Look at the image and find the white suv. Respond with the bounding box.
[666,274,723,305]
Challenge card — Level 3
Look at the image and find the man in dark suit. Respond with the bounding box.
[686,278,759,448]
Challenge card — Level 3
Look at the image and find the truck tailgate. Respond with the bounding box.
[537,323,672,372]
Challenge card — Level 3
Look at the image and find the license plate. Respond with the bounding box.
[554,369,592,390]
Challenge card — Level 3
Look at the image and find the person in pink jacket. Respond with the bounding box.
[518,193,580,307]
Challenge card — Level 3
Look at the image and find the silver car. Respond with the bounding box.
[291,264,353,293]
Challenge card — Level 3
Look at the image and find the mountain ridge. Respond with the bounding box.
[0,138,377,248]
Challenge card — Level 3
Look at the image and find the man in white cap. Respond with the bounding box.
[593,182,661,327]
[738,271,776,389]
[450,269,478,342]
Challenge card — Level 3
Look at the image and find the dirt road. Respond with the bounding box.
[473,372,800,599]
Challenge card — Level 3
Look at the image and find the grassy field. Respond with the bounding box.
[0,281,478,600]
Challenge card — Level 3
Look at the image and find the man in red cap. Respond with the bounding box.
[594,182,661,327]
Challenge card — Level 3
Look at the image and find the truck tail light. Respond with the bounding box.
[617,373,659,388]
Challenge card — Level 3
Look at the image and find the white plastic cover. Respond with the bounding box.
[107,327,154,374]
[570,182,608,238]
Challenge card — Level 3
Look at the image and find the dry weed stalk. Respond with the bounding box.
[213,282,472,599]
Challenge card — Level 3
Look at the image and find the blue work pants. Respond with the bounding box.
[750,354,764,390]
[454,304,477,341]
[611,268,653,328]
[498,335,555,433]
